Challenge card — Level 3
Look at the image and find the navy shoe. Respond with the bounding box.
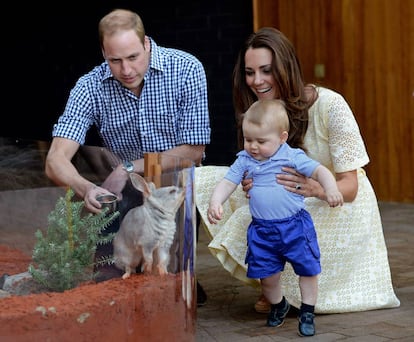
[266,299,290,327]
[298,311,315,336]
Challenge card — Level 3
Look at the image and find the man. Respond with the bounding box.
[45,9,210,305]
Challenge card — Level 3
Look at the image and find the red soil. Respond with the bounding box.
[0,245,196,342]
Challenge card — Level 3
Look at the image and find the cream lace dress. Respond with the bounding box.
[195,87,400,313]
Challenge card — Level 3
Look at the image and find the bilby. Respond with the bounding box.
[113,173,185,279]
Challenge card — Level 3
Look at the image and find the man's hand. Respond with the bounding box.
[84,185,119,214]
[82,166,128,213]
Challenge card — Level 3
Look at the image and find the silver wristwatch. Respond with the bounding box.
[122,161,134,173]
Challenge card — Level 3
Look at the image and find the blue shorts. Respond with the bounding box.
[245,209,321,279]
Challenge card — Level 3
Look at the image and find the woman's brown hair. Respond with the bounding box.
[232,27,317,151]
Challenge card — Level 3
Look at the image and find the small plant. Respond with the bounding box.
[29,187,119,292]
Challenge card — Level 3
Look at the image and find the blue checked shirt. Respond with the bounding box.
[52,38,211,161]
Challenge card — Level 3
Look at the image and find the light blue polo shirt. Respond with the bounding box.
[225,143,320,220]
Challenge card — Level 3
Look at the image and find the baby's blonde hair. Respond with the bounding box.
[242,99,290,134]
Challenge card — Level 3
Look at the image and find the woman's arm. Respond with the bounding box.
[241,167,358,202]
[276,167,358,202]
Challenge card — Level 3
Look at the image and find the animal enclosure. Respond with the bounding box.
[0,138,197,341]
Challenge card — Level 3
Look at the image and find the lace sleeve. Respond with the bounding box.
[306,87,370,173]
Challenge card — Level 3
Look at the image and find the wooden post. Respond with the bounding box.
[144,152,162,188]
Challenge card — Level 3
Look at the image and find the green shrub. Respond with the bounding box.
[29,188,119,292]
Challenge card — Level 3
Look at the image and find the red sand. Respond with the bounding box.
[0,245,196,342]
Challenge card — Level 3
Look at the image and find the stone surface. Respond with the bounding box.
[195,201,414,341]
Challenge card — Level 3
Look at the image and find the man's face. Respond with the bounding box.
[102,30,150,92]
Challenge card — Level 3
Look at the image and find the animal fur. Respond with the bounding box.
[113,173,185,279]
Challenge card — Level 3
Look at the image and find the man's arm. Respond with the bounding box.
[45,137,111,213]
[45,137,96,197]
[100,144,205,200]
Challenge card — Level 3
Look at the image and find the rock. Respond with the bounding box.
[0,273,9,288]
[1,271,48,296]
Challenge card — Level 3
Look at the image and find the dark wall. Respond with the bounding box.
[2,1,253,166]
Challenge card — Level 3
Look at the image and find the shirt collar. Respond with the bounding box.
[237,143,291,162]
[102,63,113,81]
[148,37,164,72]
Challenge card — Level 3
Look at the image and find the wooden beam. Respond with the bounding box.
[144,153,161,188]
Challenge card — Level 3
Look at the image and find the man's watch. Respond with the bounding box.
[122,161,134,173]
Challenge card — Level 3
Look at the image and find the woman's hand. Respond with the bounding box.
[241,167,325,200]
[276,167,324,199]
[241,171,253,198]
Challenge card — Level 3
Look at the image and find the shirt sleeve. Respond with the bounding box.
[306,87,370,173]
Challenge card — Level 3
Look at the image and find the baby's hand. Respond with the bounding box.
[207,203,223,224]
[326,190,344,207]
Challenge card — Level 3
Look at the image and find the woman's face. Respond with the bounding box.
[244,47,279,100]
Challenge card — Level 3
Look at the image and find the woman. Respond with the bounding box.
[195,27,400,314]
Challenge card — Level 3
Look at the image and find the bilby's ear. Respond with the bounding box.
[129,173,151,198]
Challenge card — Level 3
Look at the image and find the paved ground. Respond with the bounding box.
[195,201,414,341]
[1,185,412,341]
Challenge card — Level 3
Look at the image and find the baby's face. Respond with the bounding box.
[243,122,284,161]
